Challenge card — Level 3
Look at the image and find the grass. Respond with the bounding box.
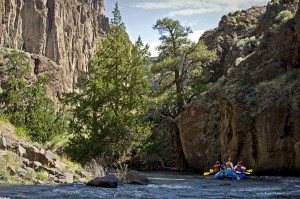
[0,114,10,123]
[58,154,82,172]
[0,115,31,141]
[45,133,69,152]
[258,69,300,89]
[25,170,36,181]
[15,127,30,140]
[0,151,25,184]
[36,171,48,181]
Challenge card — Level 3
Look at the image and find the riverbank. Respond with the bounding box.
[0,120,91,185]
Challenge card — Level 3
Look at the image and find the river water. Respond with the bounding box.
[0,172,299,199]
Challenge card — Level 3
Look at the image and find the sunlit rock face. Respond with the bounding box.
[177,0,300,175]
[0,0,108,93]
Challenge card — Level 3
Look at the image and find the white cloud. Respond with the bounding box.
[189,30,205,42]
[135,0,268,16]
[147,41,161,57]
[167,8,223,16]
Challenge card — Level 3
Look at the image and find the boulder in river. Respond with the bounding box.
[125,170,150,185]
[86,174,120,188]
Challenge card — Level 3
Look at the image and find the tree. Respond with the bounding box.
[0,50,30,126]
[0,50,67,143]
[151,18,216,170]
[111,2,125,30]
[65,4,151,164]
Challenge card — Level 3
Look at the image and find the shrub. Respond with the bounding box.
[237,22,247,29]
[273,10,293,29]
[16,127,29,139]
[0,114,10,123]
[25,170,36,181]
[59,155,82,171]
[0,50,68,143]
[36,171,48,181]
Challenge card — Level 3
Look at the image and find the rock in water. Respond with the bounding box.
[86,174,120,188]
[125,170,150,185]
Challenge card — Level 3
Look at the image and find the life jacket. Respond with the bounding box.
[226,162,232,169]
[213,164,220,172]
[220,164,225,170]
[235,165,242,172]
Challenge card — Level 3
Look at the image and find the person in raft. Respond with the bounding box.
[225,157,234,170]
[240,161,246,170]
[234,161,246,174]
[213,161,222,173]
[220,161,226,170]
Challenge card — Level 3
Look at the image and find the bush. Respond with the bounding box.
[0,114,10,123]
[16,127,29,139]
[237,22,247,29]
[36,171,48,181]
[273,10,293,29]
[0,50,68,143]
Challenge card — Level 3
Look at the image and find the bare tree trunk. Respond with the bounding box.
[174,124,188,170]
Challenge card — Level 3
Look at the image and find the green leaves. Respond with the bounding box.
[111,3,126,30]
[66,10,151,164]
[151,18,217,111]
[0,50,67,143]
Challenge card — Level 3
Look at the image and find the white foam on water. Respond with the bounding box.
[257,190,300,197]
[147,184,193,190]
[132,190,143,197]
[257,192,284,196]
[236,187,281,192]
[283,179,300,183]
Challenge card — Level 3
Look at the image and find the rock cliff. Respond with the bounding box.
[177,0,300,175]
[0,0,108,94]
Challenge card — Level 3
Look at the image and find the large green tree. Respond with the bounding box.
[0,50,67,143]
[151,18,217,170]
[65,3,151,164]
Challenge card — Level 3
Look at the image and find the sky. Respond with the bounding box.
[104,0,270,56]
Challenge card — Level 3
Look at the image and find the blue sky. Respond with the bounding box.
[104,0,270,56]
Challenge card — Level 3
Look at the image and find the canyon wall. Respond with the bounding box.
[0,0,108,95]
[177,0,300,175]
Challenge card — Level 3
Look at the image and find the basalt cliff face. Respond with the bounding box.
[177,0,300,175]
[0,0,108,97]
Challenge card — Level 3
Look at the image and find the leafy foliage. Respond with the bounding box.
[149,18,217,169]
[151,18,217,111]
[65,5,151,164]
[111,2,125,30]
[273,10,293,30]
[0,50,67,143]
[275,10,293,24]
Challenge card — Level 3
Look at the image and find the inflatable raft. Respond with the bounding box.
[213,170,246,180]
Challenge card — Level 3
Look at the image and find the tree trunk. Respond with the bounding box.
[174,72,188,170]
[174,124,188,170]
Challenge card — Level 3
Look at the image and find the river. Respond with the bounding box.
[0,171,299,198]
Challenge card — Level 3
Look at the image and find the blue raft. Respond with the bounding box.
[213,170,246,180]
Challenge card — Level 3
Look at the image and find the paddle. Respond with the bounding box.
[244,169,253,175]
[203,169,214,176]
[241,169,253,175]
[203,168,253,176]
[203,172,211,176]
